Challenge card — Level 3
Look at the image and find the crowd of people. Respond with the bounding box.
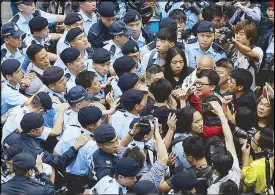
[1,0,274,194]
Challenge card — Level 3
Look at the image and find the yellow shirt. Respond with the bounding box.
[242,157,274,193]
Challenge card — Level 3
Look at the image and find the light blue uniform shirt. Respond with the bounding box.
[56,30,69,56]
[1,43,25,65]
[110,77,121,100]
[78,9,98,35]
[88,65,107,99]
[184,10,199,30]
[185,41,227,68]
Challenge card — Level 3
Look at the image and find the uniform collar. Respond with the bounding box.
[1,43,22,59]
[17,12,32,25]
[29,63,44,75]
[125,111,139,119]
[195,41,215,55]
[132,31,145,44]
[48,88,66,101]
[79,9,96,23]
[113,179,127,194]
[4,80,20,90]
[90,65,107,83]
[65,68,77,80]
[109,39,122,55]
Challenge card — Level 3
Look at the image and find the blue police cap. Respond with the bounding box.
[2,22,24,38]
[92,48,111,64]
[64,12,82,25]
[24,77,44,96]
[36,91,53,110]
[65,27,84,44]
[68,85,93,103]
[109,21,133,36]
[122,89,144,109]
[159,17,178,31]
[118,73,139,93]
[20,113,44,133]
[14,0,34,5]
[1,144,23,162]
[93,124,116,143]
[2,59,21,78]
[113,56,137,77]
[60,48,81,65]
[29,16,48,33]
[134,180,158,194]
[43,66,64,85]
[12,153,36,171]
[197,21,215,33]
[122,40,139,55]
[115,157,140,177]
[98,2,117,17]
[123,10,142,24]
[171,170,198,191]
[78,106,102,128]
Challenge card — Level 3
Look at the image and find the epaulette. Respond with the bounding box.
[31,40,37,45]
[1,48,7,59]
[10,14,20,23]
[186,38,197,44]
[147,41,156,51]
[32,9,41,17]
[109,45,116,57]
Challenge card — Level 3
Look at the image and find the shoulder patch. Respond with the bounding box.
[86,47,94,59]
[31,40,37,45]
[147,41,156,51]
[10,14,20,23]
[65,73,71,81]
[1,48,7,59]
[109,45,116,57]
[186,38,198,44]
[33,10,41,17]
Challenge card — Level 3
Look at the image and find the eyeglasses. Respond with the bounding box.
[104,138,119,147]
[195,81,212,88]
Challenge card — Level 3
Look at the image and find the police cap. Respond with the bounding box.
[20,113,44,133]
[60,48,81,65]
[2,22,24,38]
[113,56,137,77]
[197,21,215,33]
[78,106,102,128]
[134,180,158,194]
[14,0,34,5]
[43,66,64,85]
[64,12,82,25]
[93,124,116,143]
[159,17,177,31]
[171,169,198,191]
[12,153,36,171]
[92,48,111,64]
[118,73,139,93]
[123,10,142,24]
[2,59,21,78]
[24,77,44,96]
[1,144,23,162]
[65,27,84,44]
[36,91,53,110]
[121,89,144,109]
[122,40,139,55]
[109,20,133,36]
[97,2,117,17]
[115,157,140,177]
[68,85,93,103]
[29,16,48,33]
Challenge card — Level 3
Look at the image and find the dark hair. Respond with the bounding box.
[258,96,274,128]
[211,146,233,176]
[176,106,198,133]
[30,94,44,110]
[169,9,187,22]
[182,136,206,160]
[150,78,173,103]
[205,136,223,165]
[258,128,274,151]
[231,68,253,92]
[164,46,190,88]
[75,71,97,89]
[156,28,177,44]
[202,5,223,21]
[13,167,29,176]
[215,58,234,74]
[197,69,220,86]
[26,44,44,61]
[219,179,239,195]
[146,64,164,79]
[123,147,145,169]
[123,98,143,111]
[235,107,255,130]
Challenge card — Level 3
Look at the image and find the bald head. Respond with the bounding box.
[197,56,215,70]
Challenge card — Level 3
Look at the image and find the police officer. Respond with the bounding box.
[9,0,65,34]
[1,152,55,194]
[59,48,85,91]
[86,157,140,194]
[1,22,25,65]
[118,73,141,94]
[56,12,84,56]
[185,21,227,68]
[88,1,117,49]
[104,20,132,65]
[78,1,98,35]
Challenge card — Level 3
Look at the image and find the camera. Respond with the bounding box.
[138,115,155,133]
[217,25,234,45]
[126,0,153,24]
[233,126,258,143]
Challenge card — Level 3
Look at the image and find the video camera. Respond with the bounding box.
[180,0,210,15]
[217,24,235,45]
[125,0,153,24]
[233,126,258,144]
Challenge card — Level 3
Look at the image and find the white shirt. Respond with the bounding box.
[103,40,123,66]
[64,68,77,91]
[1,43,25,65]
[23,33,52,49]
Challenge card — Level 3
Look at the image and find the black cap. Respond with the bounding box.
[159,17,178,31]
[93,124,116,143]
[115,157,140,177]
[122,40,139,55]
[134,180,158,194]
[43,66,64,85]
[65,27,84,44]
[2,22,25,38]
[29,16,48,33]
[2,59,21,77]
[122,89,144,108]
[197,21,215,33]
[60,48,81,65]
[92,48,111,64]
[36,92,53,110]
[118,73,139,93]
[123,10,142,24]
[98,2,117,17]
[14,0,34,5]
[1,144,23,162]
[171,169,198,191]
[68,85,93,103]
[109,20,133,36]
[12,153,36,171]
[20,113,44,134]
[78,106,102,128]
[113,56,137,77]
[64,12,83,25]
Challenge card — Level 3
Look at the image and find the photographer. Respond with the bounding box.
[241,128,274,193]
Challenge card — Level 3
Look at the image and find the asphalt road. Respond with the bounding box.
[1,2,12,24]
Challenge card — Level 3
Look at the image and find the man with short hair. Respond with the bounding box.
[78,1,97,35]
[202,5,223,29]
